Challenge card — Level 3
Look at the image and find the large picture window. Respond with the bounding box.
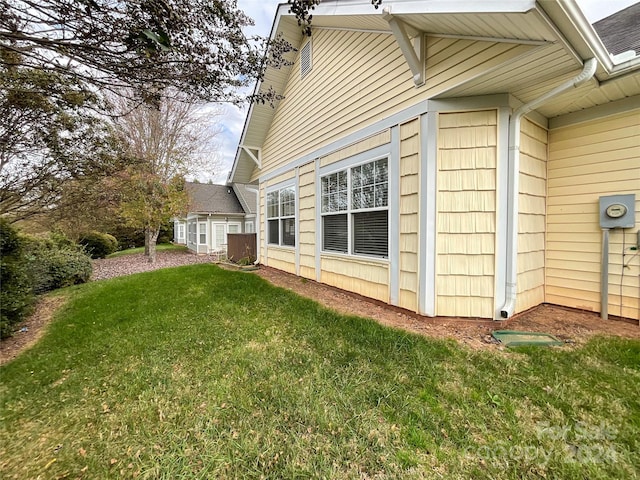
[321,158,388,258]
[267,185,296,247]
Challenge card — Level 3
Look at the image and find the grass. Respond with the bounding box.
[1,264,639,479]
[107,243,188,258]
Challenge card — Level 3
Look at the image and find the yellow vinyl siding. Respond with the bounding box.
[320,130,391,168]
[253,29,534,182]
[320,256,389,303]
[516,118,547,313]
[546,109,640,319]
[268,247,296,274]
[399,119,420,311]
[298,161,316,279]
[436,110,497,318]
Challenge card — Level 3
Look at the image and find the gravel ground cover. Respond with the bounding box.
[91,251,215,281]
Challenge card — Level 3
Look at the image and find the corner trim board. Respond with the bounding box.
[389,126,400,305]
[422,111,438,317]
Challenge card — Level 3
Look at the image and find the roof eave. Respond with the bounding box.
[539,0,640,79]
[228,3,294,184]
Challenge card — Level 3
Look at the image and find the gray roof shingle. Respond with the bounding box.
[232,183,258,215]
[185,182,245,215]
[593,3,640,56]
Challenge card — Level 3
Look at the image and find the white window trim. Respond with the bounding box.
[320,155,389,259]
[198,221,207,245]
[266,183,297,248]
[188,220,197,246]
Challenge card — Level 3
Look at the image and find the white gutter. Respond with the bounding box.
[499,57,597,319]
[558,0,640,76]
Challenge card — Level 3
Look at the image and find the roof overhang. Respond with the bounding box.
[228,0,640,184]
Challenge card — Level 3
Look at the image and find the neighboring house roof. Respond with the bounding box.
[232,183,258,215]
[593,3,640,56]
[229,0,640,184]
[185,182,245,215]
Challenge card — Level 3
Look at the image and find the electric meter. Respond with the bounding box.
[605,203,627,218]
[599,194,635,228]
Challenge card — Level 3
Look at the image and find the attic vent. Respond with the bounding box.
[300,40,312,78]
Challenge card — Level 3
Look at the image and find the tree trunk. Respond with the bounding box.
[145,225,160,263]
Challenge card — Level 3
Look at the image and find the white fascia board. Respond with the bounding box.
[553,0,613,69]
[313,0,536,16]
[380,0,535,15]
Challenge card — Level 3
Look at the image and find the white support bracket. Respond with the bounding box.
[241,146,261,169]
[382,7,425,87]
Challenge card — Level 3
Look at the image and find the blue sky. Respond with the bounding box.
[204,0,638,184]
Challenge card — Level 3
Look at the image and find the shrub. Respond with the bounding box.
[79,231,118,258]
[22,237,93,294]
[0,219,34,338]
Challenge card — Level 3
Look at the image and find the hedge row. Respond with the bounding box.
[0,220,93,338]
[79,231,118,259]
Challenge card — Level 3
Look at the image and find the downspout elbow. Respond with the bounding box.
[572,57,597,87]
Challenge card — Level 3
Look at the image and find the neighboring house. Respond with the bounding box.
[174,182,257,254]
[228,0,640,321]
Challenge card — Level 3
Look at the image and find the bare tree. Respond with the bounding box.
[112,95,221,263]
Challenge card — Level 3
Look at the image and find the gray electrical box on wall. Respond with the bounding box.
[599,194,636,229]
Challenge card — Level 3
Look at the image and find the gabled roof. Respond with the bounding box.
[185,182,245,215]
[229,0,640,184]
[593,3,640,56]
[232,183,258,215]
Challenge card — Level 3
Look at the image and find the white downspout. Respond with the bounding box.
[246,186,260,265]
[499,58,597,319]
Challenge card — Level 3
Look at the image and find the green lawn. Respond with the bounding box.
[1,265,638,479]
[107,243,188,258]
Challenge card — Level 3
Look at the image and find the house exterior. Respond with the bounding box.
[174,182,257,254]
[228,0,640,321]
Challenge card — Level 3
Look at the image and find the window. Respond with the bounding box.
[177,224,185,240]
[215,224,225,248]
[188,221,197,245]
[198,222,207,244]
[245,221,254,233]
[321,158,388,258]
[267,186,296,247]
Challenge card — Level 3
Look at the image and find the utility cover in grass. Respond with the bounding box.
[492,330,564,347]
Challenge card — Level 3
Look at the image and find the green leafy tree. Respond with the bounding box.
[0,51,116,222]
[288,0,383,36]
[112,96,220,263]
[116,169,188,263]
[1,0,291,223]
[0,0,272,105]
